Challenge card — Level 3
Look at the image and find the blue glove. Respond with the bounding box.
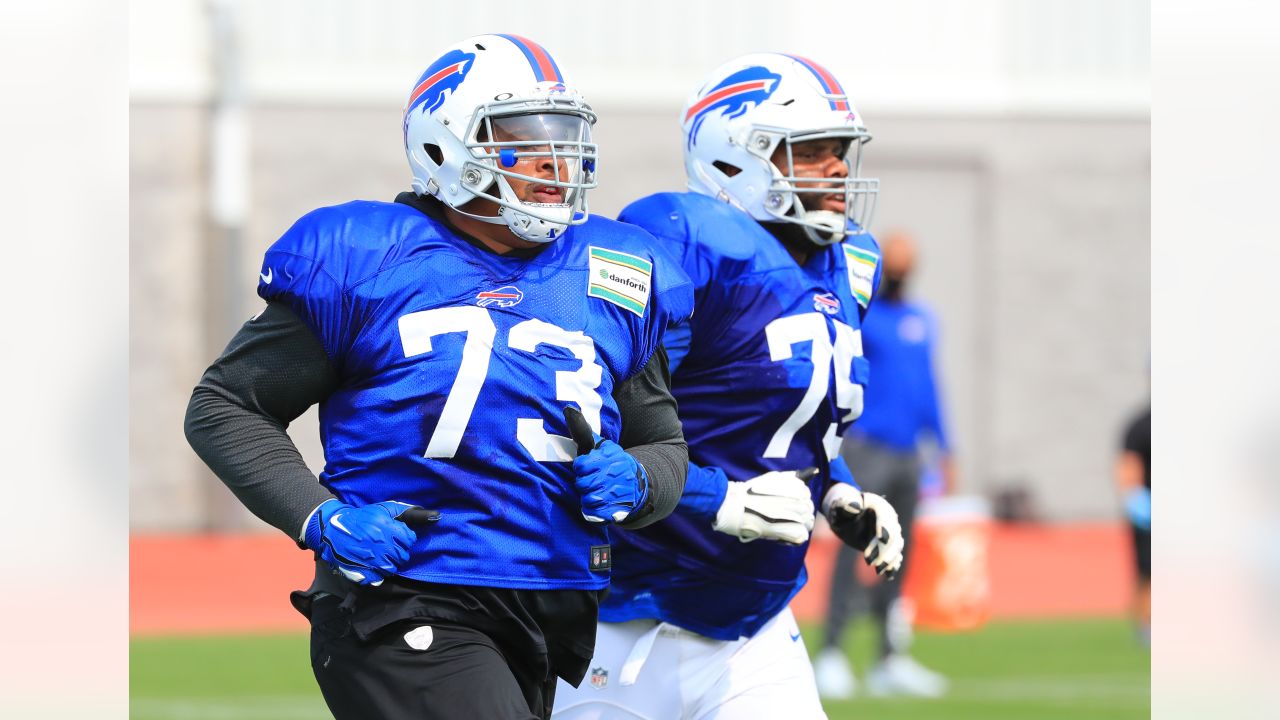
[564,407,649,523]
[1124,487,1151,531]
[302,499,439,586]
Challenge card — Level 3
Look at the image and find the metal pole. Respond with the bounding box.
[204,0,250,530]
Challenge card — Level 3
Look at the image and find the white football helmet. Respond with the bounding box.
[403,34,598,242]
[682,53,878,245]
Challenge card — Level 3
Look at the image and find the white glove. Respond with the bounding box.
[713,469,817,545]
[822,483,905,579]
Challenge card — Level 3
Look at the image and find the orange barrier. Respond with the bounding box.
[131,522,1133,636]
[901,499,994,630]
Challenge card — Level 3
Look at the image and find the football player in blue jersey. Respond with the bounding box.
[184,34,693,720]
[552,53,906,719]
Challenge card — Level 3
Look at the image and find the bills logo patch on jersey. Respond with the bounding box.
[587,247,651,317]
[843,244,879,308]
[813,292,840,315]
[475,286,524,308]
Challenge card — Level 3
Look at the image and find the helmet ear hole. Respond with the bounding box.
[713,160,743,178]
[423,143,444,166]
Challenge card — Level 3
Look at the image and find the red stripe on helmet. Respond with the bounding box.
[788,54,845,95]
[408,62,463,107]
[683,80,768,122]
[508,34,561,82]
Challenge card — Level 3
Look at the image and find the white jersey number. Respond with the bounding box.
[762,312,864,459]
[397,307,603,461]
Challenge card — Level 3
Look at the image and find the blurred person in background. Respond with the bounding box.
[813,230,955,699]
[183,34,693,720]
[1116,401,1151,646]
[553,53,904,719]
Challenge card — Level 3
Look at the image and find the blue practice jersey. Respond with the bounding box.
[257,200,693,591]
[602,192,880,639]
[850,299,950,453]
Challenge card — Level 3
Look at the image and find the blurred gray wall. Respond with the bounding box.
[130,100,1148,529]
[130,0,1148,530]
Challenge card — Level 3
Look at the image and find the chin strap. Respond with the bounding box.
[448,204,507,226]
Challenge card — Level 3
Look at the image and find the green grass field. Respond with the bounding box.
[131,617,1149,719]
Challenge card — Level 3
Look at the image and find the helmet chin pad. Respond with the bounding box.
[801,209,847,246]
[498,203,573,243]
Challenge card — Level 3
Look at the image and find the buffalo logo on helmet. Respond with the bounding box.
[475,286,525,308]
[684,66,782,149]
[404,49,477,120]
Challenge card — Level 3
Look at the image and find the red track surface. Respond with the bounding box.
[792,522,1132,623]
[131,523,1133,636]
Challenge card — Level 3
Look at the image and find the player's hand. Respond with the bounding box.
[1124,487,1151,531]
[302,499,439,586]
[713,468,818,545]
[822,484,905,579]
[564,407,649,523]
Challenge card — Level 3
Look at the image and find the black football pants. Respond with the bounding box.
[308,594,557,720]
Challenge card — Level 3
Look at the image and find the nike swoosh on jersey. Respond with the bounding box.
[260,268,273,284]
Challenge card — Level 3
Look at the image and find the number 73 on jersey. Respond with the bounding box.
[398,305,604,462]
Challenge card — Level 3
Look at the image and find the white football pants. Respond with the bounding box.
[552,607,827,720]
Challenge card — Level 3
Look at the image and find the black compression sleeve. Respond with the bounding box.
[613,347,688,529]
[184,301,339,540]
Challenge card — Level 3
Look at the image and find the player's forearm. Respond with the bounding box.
[677,461,730,521]
[617,439,687,529]
[828,455,861,491]
[613,346,688,528]
[185,387,335,538]
[184,301,340,539]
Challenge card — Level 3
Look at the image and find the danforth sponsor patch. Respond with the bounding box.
[843,244,879,308]
[588,247,652,317]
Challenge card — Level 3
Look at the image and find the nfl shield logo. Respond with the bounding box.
[590,666,609,689]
